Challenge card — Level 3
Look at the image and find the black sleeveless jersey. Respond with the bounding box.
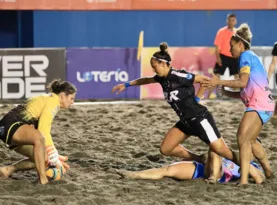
[154,68,207,121]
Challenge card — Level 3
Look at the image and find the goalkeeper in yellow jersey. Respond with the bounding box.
[0,79,76,184]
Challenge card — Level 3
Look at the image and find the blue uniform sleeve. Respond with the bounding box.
[239,52,251,74]
[272,42,277,56]
[171,70,195,86]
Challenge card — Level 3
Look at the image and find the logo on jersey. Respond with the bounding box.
[268,94,274,101]
[171,70,193,80]
[164,90,179,102]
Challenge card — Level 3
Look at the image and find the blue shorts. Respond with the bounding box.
[218,173,226,183]
[245,108,273,124]
[192,162,228,182]
[192,162,205,179]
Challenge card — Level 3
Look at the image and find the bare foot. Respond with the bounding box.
[256,170,266,184]
[0,166,15,178]
[264,169,273,179]
[115,170,136,179]
[253,175,264,184]
[236,182,248,188]
[40,177,49,185]
[205,176,217,184]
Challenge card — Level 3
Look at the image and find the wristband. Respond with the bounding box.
[194,96,200,103]
[124,82,131,88]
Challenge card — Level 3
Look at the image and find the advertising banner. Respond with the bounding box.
[0,0,275,10]
[132,0,276,10]
[141,47,216,99]
[66,48,140,100]
[0,48,66,100]
[0,0,131,10]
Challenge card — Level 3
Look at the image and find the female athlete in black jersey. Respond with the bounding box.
[112,43,261,183]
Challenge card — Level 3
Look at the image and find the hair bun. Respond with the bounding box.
[50,79,61,93]
[240,23,249,33]
[237,23,253,40]
[159,42,168,53]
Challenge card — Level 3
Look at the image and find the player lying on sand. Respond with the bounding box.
[116,149,265,184]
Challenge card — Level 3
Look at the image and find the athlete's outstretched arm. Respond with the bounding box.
[128,77,157,86]
[112,77,156,94]
[204,73,249,88]
[194,74,210,84]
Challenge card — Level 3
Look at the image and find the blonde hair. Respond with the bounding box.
[233,23,252,49]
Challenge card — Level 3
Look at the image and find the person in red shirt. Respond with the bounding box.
[208,13,239,99]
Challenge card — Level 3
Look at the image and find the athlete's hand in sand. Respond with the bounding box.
[112,84,126,94]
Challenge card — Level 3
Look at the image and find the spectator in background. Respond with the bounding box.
[208,13,239,99]
[268,42,277,117]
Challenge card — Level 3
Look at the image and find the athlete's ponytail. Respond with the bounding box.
[48,79,77,95]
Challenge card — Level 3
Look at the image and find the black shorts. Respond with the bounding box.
[174,110,221,144]
[0,115,26,145]
[214,54,239,76]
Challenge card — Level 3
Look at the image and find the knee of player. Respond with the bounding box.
[208,150,219,158]
[237,136,251,146]
[237,133,248,143]
[163,166,174,177]
[33,133,45,146]
[160,146,170,156]
[210,140,228,154]
[249,138,257,146]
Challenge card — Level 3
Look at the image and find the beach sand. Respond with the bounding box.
[0,99,276,205]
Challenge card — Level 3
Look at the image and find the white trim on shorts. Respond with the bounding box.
[200,119,218,143]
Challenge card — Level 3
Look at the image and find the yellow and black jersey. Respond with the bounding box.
[0,93,60,146]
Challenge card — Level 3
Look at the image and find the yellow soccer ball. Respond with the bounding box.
[45,166,63,181]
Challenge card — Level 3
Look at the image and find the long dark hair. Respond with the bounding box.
[47,79,77,95]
